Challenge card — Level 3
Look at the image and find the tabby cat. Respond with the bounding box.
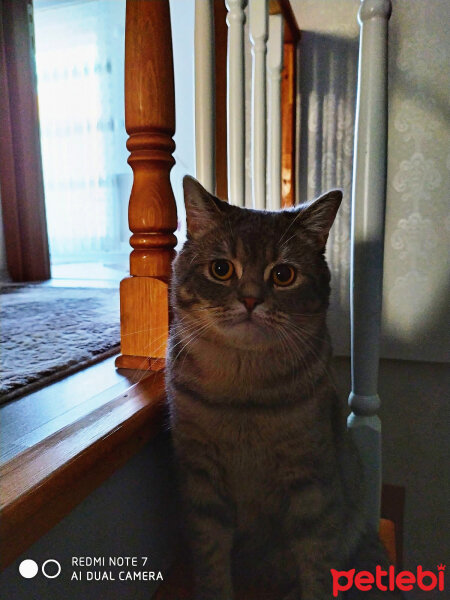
[166,176,401,599]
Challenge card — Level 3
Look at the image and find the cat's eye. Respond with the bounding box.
[272,264,296,287]
[210,259,234,281]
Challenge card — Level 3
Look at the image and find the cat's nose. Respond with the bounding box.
[239,296,262,312]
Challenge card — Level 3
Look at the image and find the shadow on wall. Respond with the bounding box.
[297,31,450,363]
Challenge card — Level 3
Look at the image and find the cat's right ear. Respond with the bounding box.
[183,175,228,239]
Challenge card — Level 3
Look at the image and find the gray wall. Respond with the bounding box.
[0,434,179,600]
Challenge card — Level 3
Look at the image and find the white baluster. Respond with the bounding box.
[249,0,268,209]
[195,0,216,194]
[267,14,283,211]
[226,0,247,206]
[348,0,392,531]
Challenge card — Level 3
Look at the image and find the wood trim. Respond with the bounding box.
[280,41,296,207]
[0,0,50,281]
[270,0,299,207]
[379,518,396,566]
[115,0,178,369]
[214,0,228,200]
[0,372,166,570]
[381,483,405,568]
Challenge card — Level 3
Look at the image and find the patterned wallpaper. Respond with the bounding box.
[292,0,450,362]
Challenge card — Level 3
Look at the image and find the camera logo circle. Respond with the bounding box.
[42,559,61,579]
[19,559,38,579]
[19,559,61,579]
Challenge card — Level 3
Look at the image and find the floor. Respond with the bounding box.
[44,259,129,288]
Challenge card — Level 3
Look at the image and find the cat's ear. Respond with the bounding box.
[295,189,343,250]
[183,175,229,239]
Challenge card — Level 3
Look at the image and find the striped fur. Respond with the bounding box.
[166,177,401,599]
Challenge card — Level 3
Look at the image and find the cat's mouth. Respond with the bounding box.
[222,312,270,341]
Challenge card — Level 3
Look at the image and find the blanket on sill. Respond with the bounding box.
[0,284,120,404]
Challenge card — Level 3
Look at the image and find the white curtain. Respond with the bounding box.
[34,0,131,263]
[297,31,358,356]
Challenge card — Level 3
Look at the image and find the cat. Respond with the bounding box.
[165,176,402,600]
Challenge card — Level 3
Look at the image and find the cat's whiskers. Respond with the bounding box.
[278,231,299,253]
[170,321,213,349]
[286,323,337,393]
[288,321,330,345]
[118,320,210,385]
[179,322,217,371]
[277,206,304,246]
[276,324,317,398]
[272,316,326,390]
[171,320,215,364]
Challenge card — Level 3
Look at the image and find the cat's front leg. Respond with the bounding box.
[181,469,235,600]
[282,484,343,600]
[281,534,340,600]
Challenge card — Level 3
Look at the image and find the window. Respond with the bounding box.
[34,0,131,267]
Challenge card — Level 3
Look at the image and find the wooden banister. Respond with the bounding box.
[269,0,299,207]
[214,0,229,200]
[115,0,177,371]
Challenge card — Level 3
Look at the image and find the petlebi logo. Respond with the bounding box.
[331,564,446,596]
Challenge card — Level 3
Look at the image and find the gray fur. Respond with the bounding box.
[166,177,401,600]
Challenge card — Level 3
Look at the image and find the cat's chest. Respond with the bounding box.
[207,408,309,482]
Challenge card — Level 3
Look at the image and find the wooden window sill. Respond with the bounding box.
[0,360,167,570]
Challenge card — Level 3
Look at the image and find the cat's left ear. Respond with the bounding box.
[296,189,343,250]
[183,175,230,239]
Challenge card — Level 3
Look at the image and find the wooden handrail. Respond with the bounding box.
[115,0,177,370]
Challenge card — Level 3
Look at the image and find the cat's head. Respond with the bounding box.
[171,176,342,350]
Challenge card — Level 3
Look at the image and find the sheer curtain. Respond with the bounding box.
[298,31,358,356]
[34,0,131,263]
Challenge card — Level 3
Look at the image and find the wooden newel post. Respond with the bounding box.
[116,0,177,371]
[347,0,392,531]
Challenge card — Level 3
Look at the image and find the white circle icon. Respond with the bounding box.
[42,559,61,579]
[19,559,39,579]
